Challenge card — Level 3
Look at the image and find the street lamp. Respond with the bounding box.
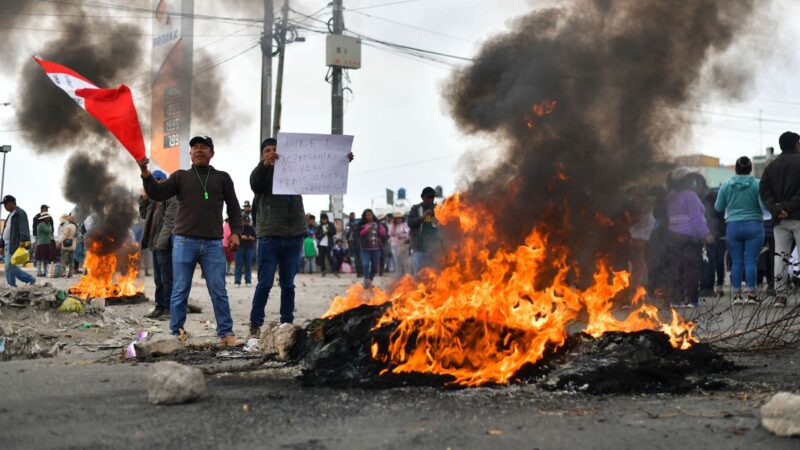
[0,145,11,201]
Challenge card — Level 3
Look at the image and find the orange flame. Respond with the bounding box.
[69,241,144,300]
[525,99,557,129]
[324,194,697,386]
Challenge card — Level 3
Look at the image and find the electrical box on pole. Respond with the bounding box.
[326,35,362,69]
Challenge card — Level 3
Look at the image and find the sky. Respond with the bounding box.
[0,0,798,221]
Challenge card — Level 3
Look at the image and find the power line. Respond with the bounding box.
[0,25,261,37]
[289,7,331,28]
[348,0,423,12]
[290,4,331,26]
[352,30,474,62]
[345,8,475,43]
[351,153,461,176]
[31,0,270,24]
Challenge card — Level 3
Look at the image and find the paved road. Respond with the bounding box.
[1,350,798,450]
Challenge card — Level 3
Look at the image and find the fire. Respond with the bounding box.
[525,99,557,129]
[324,194,698,386]
[69,241,144,300]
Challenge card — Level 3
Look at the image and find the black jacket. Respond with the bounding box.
[4,207,31,252]
[759,152,800,222]
[316,222,336,247]
[138,196,178,251]
[250,162,307,238]
[407,202,442,252]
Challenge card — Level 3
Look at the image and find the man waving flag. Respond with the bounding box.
[33,56,146,161]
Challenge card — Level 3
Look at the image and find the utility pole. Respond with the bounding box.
[0,145,11,202]
[272,0,290,138]
[260,0,275,154]
[330,0,345,218]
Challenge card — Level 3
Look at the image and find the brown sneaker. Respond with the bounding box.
[219,335,244,347]
[248,323,261,338]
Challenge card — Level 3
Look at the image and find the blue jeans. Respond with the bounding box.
[234,245,254,284]
[361,249,381,281]
[4,245,35,287]
[152,248,173,310]
[250,236,303,325]
[727,220,765,293]
[170,236,234,337]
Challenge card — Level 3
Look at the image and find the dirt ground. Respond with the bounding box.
[0,265,377,357]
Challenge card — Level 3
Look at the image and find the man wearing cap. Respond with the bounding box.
[1,195,35,287]
[136,136,244,346]
[247,138,353,337]
[138,170,178,319]
[408,186,443,274]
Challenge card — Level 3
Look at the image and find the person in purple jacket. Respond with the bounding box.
[665,168,715,308]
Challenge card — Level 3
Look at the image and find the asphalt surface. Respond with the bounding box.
[1,347,799,450]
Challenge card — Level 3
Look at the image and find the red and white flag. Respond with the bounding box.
[33,56,146,161]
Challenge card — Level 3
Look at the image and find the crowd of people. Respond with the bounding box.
[3,129,799,347]
[0,199,87,287]
[643,131,800,309]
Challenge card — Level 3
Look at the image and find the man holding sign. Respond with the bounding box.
[248,136,353,337]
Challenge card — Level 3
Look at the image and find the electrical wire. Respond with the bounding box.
[32,0,268,24]
[345,8,475,43]
[347,0,423,12]
[350,153,461,176]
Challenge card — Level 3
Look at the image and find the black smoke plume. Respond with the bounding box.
[16,20,144,152]
[63,153,137,256]
[10,6,146,255]
[447,0,763,276]
[7,1,247,254]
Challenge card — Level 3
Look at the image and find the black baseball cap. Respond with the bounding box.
[421,187,436,197]
[189,135,214,150]
[40,204,49,210]
[2,195,16,204]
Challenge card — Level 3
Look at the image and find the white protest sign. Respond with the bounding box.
[273,132,354,195]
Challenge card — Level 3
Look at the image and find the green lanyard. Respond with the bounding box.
[193,166,211,200]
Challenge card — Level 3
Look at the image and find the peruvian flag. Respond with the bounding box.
[33,56,146,161]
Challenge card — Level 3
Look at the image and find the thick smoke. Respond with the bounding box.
[6,1,247,254]
[17,19,144,152]
[448,0,763,275]
[9,6,147,255]
[191,51,248,139]
[63,153,137,255]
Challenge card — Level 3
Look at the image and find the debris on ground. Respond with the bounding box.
[534,330,731,394]
[0,284,65,310]
[105,293,147,306]
[58,297,84,314]
[146,361,206,405]
[0,321,63,360]
[761,392,800,437]
[297,304,732,391]
[187,298,203,314]
[259,322,305,361]
[135,334,185,358]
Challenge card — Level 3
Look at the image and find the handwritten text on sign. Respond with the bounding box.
[273,132,354,195]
